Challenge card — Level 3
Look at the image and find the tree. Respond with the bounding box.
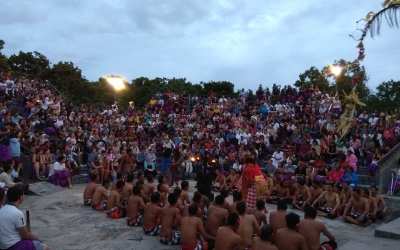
[8,51,50,78]
[365,80,400,109]
[0,40,11,73]
[294,66,330,91]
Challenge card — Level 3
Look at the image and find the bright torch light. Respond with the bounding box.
[331,65,342,76]
[106,75,125,91]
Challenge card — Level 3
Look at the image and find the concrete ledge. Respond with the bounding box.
[374,218,400,240]
[338,241,378,250]
[29,182,64,196]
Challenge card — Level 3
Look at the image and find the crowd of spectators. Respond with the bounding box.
[0,74,399,194]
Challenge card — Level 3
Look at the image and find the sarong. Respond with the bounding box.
[159,230,180,245]
[181,240,208,250]
[143,224,161,236]
[84,198,92,206]
[121,199,128,207]
[127,214,143,226]
[106,207,123,219]
[162,169,172,187]
[247,182,266,209]
[316,206,339,219]
[92,200,107,212]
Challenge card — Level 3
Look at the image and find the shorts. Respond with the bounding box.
[266,196,280,203]
[92,200,107,211]
[159,231,180,245]
[143,224,161,236]
[121,199,128,207]
[84,198,92,206]
[127,214,143,226]
[181,240,208,250]
[295,199,309,208]
[316,206,339,219]
[346,212,371,223]
[107,207,123,219]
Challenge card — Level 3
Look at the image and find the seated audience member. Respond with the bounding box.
[91,179,110,211]
[312,182,341,219]
[83,174,99,206]
[276,212,308,250]
[298,206,337,250]
[127,186,146,226]
[214,213,244,250]
[0,187,5,208]
[106,180,127,219]
[251,224,278,250]
[142,192,163,236]
[180,204,215,250]
[0,162,25,190]
[343,187,372,227]
[370,186,387,219]
[341,167,358,187]
[48,156,73,188]
[0,186,50,250]
[236,201,260,249]
[159,193,182,245]
[328,162,345,185]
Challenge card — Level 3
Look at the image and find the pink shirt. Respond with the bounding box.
[350,139,361,150]
[345,154,358,172]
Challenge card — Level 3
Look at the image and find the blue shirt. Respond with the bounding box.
[161,157,171,172]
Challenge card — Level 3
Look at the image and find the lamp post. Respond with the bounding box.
[331,65,342,93]
[106,75,125,102]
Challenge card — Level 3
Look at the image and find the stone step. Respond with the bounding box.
[72,174,88,185]
[374,217,400,240]
[338,241,378,250]
[358,175,376,186]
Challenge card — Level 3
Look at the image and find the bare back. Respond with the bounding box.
[127,195,145,218]
[276,228,308,250]
[106,190,120,210]
[269,210,287,234]
[121,183,133,201]
[298,219,331,250]
[142,202,162,226]
[237,214,260,247]
[143,183,155,199]
[160,206,181,236]
[83,182,98,199]
[252,237,278,250]
[205,206,228,237]
[180,216,207,245]
[91,186,108,205]
[214,227,243,250]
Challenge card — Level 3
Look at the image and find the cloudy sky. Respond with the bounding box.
[1,0,399,92]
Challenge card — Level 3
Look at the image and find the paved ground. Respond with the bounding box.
[20,181,400,250]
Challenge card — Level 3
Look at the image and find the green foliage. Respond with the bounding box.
[364,80,400,110]
[8,51,50,78]
[0,40,4,52]
[296,59,371,101]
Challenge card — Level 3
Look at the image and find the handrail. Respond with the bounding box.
[20,143,33,157]
[378,141,400,166]
[47,81,68,102]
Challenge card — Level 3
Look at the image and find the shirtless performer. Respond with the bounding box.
[174,188,184,212]
[361,188,378,222]
[298,206,337,250]
[127,186,146,226]
[212,170,227,191]
[292,178,311,211]
[156,183,168,207]
[269,200,287,235]
[106,180,127,219]
[251,224,278,250]
[370,186,387,220]
[226,169,239,192]
[83,173,98,206]
[158,175,171,195]
[253,200,267,227]
[142,174,155,203]
[142,192,163,236]
[333,185,346,213]
[198,188,210,221]
[120,174,134,207]
[339,181,352,213]
[180,204,215,250]
[309,180,323,205]
[91,179,110,211]
[312,183,340,219]
[236,201,260,249]
[262,169,274,198]
[228,191,242,214]
[183,192,203,219]
[112,172,124,191]
[159,193,182,245]
[276,212,308,250]
[180,180,191,205]
[205,195,229,246]
[343,187,371,227]
[267,180,288,204]
[214,213,243,250]
[133,172,145,187]
[219,189,230,210]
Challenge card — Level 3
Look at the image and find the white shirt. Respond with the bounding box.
[49,162,66,177]
[369,117,378,126]
[272,151,284,167]
[0,204,26,249]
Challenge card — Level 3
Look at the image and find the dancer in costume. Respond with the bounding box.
[237,150,269,209]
